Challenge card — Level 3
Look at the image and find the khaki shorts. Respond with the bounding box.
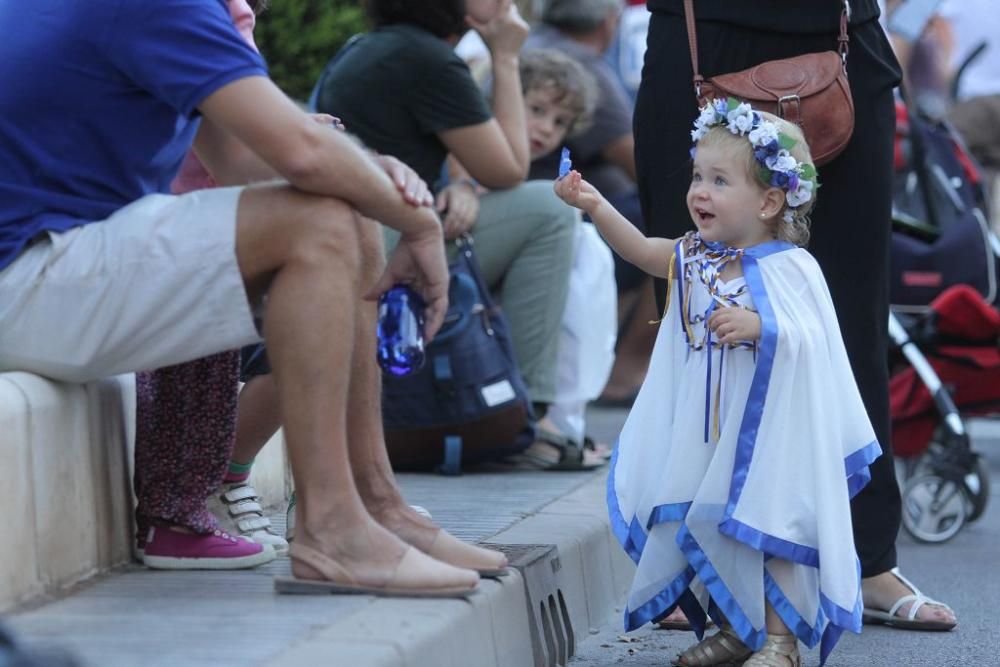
[0,187,261,383]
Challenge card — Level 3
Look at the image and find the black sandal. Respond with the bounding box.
[504,428,606,471]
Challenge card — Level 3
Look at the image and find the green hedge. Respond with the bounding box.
[255,0,368,102]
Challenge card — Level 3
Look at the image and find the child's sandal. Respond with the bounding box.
[671,625,752,666]
[743,634,800,667]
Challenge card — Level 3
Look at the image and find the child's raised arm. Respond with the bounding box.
[554,171,675,279]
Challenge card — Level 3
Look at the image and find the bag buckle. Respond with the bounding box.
[777,95,802,124]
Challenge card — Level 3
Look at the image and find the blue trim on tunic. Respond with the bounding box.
[845,440,881,498]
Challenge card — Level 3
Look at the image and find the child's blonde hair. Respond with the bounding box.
[519,49,599,138]
[697,112,815,247]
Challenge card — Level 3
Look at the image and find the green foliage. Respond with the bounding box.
[255,0,368,102]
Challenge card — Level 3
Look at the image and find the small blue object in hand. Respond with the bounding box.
[558,147,572,179]
[376,285,426,376]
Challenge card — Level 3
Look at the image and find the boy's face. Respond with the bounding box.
[524,87,578,161]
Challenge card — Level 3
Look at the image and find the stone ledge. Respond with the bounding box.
[0,371,289,612]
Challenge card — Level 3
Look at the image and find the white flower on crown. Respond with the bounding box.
[698,104,720,127]
[726,102,755,135]
[786,178,815,208]
[766,150,797,173]
[748,121,780,147]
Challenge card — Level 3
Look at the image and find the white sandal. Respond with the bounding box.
[862,567,957,631]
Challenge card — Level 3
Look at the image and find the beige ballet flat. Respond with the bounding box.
[672,625,752,666]
[743,634,800,667]
[423,529,510,577]
[274,542,480,598]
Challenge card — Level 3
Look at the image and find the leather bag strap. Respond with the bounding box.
[683,0,852,99]
[682,0,703,99]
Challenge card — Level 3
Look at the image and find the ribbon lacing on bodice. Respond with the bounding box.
[671,232,758,443]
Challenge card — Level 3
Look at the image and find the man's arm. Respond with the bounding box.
[196,76,436,236]
[194,116,280,186]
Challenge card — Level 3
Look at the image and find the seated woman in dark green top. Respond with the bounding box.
[316,0,582,462]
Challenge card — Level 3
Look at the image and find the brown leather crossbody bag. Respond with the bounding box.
[683,0,855,165]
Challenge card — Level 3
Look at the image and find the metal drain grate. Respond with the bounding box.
[481,544,575,667]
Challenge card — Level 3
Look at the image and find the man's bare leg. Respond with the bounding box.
[234,185,478,590]
[343,218,508,572]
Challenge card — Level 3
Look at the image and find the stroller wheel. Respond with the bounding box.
[902,474,968,543]
[965,457,991,523]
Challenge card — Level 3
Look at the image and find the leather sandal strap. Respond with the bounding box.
[677,627,750,665]
[745,635,800,667]
[288,542,362,587]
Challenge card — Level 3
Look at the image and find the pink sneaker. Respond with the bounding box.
[142,526,276,570]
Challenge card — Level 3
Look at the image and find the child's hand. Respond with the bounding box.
[554,170,602,215]
[707,307,761,344]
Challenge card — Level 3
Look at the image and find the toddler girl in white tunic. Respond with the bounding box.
[554,100,881,667]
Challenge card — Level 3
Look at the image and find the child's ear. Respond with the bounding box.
[759,187,785,220]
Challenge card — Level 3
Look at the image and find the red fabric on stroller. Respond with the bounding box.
[891,286,1000,458]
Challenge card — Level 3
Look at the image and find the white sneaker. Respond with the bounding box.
[207,482,289,555]
[284,493,431,543]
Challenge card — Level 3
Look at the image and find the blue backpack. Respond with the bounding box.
[381,236,535,474]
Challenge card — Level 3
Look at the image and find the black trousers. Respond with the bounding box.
[635,14,903,578]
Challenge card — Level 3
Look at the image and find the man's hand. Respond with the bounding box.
[707,307,761,344]
[435,181,480,240]
[366,221,449,340]
[311,113,345,131]
[372,154,435,208]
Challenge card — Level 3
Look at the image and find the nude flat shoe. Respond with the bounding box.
[423,529,510,577]
[274,542,479,598]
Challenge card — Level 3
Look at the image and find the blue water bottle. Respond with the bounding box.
[376,285,426,376]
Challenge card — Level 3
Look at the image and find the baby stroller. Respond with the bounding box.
[888,97,1000,543]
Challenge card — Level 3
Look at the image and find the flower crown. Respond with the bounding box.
[691,98,818,224]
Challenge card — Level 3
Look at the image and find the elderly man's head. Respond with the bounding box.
[541,0,624,35]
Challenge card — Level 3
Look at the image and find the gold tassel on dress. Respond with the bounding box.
[649,251,678,325]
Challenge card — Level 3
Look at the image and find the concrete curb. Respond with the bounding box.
[266,473,634,667]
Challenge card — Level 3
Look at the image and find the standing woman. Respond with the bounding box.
[635,1,957,631]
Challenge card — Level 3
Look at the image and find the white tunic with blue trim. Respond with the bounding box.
[607,234,881,663]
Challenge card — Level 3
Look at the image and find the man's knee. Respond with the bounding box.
[238,185,363,276]
[286,195,362,272]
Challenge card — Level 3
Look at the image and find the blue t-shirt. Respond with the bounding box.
[0,0,268,270]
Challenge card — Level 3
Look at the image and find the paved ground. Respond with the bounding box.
[8,452,603,666]
[571,419,1000,667]
[8,409,999,666]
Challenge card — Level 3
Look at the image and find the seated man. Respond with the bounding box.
[0,0,505,595]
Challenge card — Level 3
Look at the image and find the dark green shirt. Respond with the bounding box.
[315,24,492,189]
